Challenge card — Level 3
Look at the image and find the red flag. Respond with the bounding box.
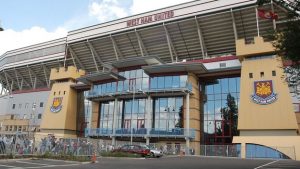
[258,9,278,20]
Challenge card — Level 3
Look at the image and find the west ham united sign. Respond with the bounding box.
[50,97,63,113]
[251,80,277,105]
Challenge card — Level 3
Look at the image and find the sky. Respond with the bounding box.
[0,0,193,56]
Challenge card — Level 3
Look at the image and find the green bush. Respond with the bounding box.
[101,151,142,158]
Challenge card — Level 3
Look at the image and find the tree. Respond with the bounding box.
[217,93,239,142]
[258,0,300,98]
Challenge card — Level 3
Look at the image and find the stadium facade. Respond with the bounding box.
[0,0,300,159]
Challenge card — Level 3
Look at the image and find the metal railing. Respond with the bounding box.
[200,144,241,157]
[85,128,196,139]
[87,82,193,99]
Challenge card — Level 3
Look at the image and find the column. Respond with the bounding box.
[185,92,190,155]
[145,95,151,145]
[112,98,118,146]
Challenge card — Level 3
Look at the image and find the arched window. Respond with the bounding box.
[246,144,290,159]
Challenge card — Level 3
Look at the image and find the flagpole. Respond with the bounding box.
[255,7,260,37]
[271,0,276,30]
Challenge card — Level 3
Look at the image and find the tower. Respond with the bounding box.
[38,66,85,138]
[233,36,300,160]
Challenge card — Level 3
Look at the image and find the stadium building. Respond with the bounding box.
[0,0,300,159]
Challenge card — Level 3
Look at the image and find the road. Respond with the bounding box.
[0,156,300,169]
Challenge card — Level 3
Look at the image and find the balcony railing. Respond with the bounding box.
[86,82,192,99]
[85,128,195,139]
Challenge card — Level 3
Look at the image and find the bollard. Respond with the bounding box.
[91,152,97,163]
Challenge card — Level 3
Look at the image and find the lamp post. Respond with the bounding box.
[130,85,135,145]
[31,103,36,153]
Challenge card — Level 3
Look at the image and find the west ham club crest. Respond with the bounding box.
[50,97,63,113]
[251,80,277,105]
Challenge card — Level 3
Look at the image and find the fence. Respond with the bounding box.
[0,135,294,160]
[200,145,241,157]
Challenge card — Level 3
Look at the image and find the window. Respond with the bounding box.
[249,73,253,78]
[59,91,61,95]
[18,104,22,109]
[64,91,66,95]
[12,104,16,109]
[38,114,42,119]
[40,102,44,107]
[154,97,183,130]
[25,103,29,109]
[54,92,56,96]
[260,72,264,78]
[204,77,240,144]
[219,63,226,68]
[272,70,276,76]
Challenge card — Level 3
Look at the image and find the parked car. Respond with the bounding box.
[113,145,150,157]
[150,148,163,158]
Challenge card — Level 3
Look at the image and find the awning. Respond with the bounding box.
[70,83,91,91]
[111,56,164,69]
[77,71,125,84]
[142,62,207,75]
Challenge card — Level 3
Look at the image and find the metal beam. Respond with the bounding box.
[14,68,31,89]
[27,66,43,89]
[3,71,12,93]
[110,35,123,61]
[195,17,207,59]
[41,63,50,88]
[163,24,178,62]
[135,29,148,56]
[231,9,238,41]
[14,68,22,90]
[87,40,99,72]
[69,46,85,69]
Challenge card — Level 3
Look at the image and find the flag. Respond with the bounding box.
[257,9,278,20]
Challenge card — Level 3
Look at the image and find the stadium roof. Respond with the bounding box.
[0,0,291,93]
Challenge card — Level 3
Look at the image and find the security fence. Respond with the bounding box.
[200,144,241,157]
[0,135,295,160]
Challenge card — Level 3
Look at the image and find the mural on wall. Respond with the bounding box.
[284,66,300,100]
[251,80,277,105]
[50,97,63,113]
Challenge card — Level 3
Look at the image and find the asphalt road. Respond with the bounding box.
[0,156,300,169]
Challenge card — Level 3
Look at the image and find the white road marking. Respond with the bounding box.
[0,164,18,168]
[254,160,279,169]
[24,163,80,168]
[16,161,48,166]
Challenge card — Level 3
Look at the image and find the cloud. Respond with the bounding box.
[0,0,193,56]
[0,26,67,56]
[130,0,192,15]
[89,0,129,23]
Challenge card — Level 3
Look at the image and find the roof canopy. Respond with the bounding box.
[111,56,164,69]
[77,72,125,84]
[142,62,207,75]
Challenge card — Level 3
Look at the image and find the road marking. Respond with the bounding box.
[24,163,80,168]
[254,160,279,169]
[0,164,17,168]
[16,161,48,166]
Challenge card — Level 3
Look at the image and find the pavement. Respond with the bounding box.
[0,156,300,169]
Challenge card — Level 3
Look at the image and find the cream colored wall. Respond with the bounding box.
[91,101,99,128]
[295,113,300,133]
[234,36,300,160]
[186,73,201,154]
[40,81,77,131]
[236,36,275,61]
[50,66,85,81]
[40,66,85,138]
[238,56,298,130]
